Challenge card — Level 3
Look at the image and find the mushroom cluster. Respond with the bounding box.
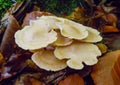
[14,16,102,71]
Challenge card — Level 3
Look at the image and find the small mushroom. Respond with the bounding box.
[52,31,73,46]
[56,19,88,40]
[32,50,67,71]
[81,27,102,42]
[54,42,101,69]
[15,19,57,50]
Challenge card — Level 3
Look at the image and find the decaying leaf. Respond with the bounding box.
[96,43,108,54]
[0,52,5,66]
[91,50,120,85]
[54,42,101,69]
[14,74,44,85]
[0,52,32,81]
[22,11,52,26]
[65,7,88,24]
[102,25,119,33]
[58,74,84,85]
[106,13,117,24]
[0,52,3,62]
[32,50,67,71]
[111,54,120,85]
[30,78,44,85]
[0,15,21,58]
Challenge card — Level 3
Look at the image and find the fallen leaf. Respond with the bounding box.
[0,15,21,58]
[91,50,120,85]
[58,74,84,85]
[102,25,119,33]
[14,74,44,85]
[111,55,120,85]
[22,11,52,26]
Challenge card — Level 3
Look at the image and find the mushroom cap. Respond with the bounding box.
[81,27,102,42]
[52,31,73,46]
[38,16,89,40]
[56,19,88,40]
[38,16,62,29]
[54,42,101,69]
[32,50,67,71]
[15,19,57,50]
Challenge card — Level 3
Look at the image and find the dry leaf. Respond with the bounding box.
[91,50,120,85]
[58,74,84,85]
[22,11,52,26]
[0,15,21,58]
[111,55,120,85]
[14,74,44,85]
[102,25,119,33]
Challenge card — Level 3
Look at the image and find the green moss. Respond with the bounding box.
[0,0,87,19]
[40,0,83,16]
[0,0,23,19]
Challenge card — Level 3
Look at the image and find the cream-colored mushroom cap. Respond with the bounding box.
[38,16,89,40]
[52,31,73,46]
[37,16,62,29]
[81,27,102,42]
[56,19,88,40]
[54,42,101,70]
[15,19,57,50]
[32,50,67,71]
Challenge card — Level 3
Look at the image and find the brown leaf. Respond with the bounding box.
[106,13,117,23]
[91,50,120,85]
[14,74,44,85]
[102,25,119,33]
[0,15,21,59]
[0,52,32,81]
[58,74,84,85]
[0,15,21,58]
[30,78,44,85]
[22,11,53,26]
[111,55,120,85]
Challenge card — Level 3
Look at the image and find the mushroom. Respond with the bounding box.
[38,16,89,40]
[15,19,57,50]
[56,19,88,40]
[54,42,101,69]
[32,50,67,71]
[52,31,73,46]
[81,27,102,43]
[38,16,62,29]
